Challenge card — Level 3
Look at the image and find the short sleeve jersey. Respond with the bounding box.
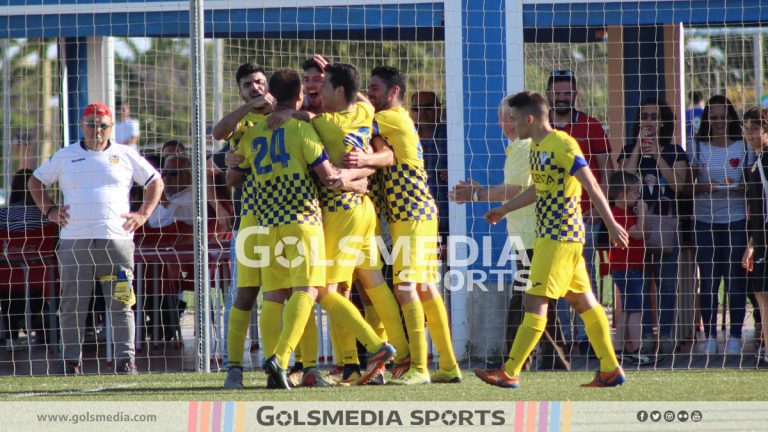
[551,110,610,213]
[235,117,327,227]
[504,138,536,249]
[33,141,159,240]
[231,113,265,220]
[530,130,588,243]
[373,106,437,223]
[311,102,374,212]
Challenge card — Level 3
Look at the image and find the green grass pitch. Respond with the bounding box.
[1,369,766,401]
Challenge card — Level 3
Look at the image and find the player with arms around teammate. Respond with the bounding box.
[479,91,629,388]
[228,68,395,389]
[345,66,461,384]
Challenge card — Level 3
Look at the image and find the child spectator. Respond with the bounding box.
[608,171,650,365]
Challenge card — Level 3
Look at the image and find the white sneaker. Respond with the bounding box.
[698,337,718,354]
[724,337,742,355]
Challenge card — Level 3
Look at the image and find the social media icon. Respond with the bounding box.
[678,411,689,422]
[651,411,661,422]
[691,411,702,422]
[664,411,675,422]
[637,411,648,422]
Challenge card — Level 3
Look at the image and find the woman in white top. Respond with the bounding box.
[688,95,750,355]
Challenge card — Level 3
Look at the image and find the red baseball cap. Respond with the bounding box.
[82,103,112,119]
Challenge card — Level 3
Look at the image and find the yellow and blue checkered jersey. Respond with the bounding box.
[234,117,327,227]
[230,113,265,219]
[311,102,374,212]
[530,129,588,243]
[373,105,437,223]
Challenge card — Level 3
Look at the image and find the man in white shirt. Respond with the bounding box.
[147,153,194,228]
[114,99,140,152]
[28,102,163,375]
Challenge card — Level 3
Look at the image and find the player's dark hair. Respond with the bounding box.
[302,57,325,74]
[269,68,302,104]
[744,107,768,131]
[235,62,266,86]
[371,66,406,101]
[608,171,640,201]
[506,91,549,120]
[324,62,360,104]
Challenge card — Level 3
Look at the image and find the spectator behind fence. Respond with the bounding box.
[0,169,46,232]
[147,153,194,228]
[411,91,449,240]
[449,95,569,370]
[687,95,750,355]
[607,171,649,365]
[114,98,140,152]
[741,107,768,366]
[546,69,613,356]
[618,97,687,355]
[28,102,163,375]
[161,140,186,160]
[686,91,706,143]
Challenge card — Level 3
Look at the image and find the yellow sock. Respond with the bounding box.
[297,306,318,368]
[319,291,382,353]
[366,283,410,361]
[338,322,359,365]
[273,292,314,369]
[580,305,620,372]
[259,301,283,360]
[329,318,343,366]
[226,306,251,368]
[363,304,387,340]
[402,300,427,372]
[504,312,546,376]
[423,295,457,371]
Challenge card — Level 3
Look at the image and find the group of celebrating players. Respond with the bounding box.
[217,56,461,390]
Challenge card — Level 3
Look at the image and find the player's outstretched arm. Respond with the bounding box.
[342,136,393,169]
[212,96,272,140]
[484,184,536,225]
[573,167,629,248]
[450,178,522,203]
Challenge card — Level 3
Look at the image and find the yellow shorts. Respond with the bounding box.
[389,219,440,285]
[527,238,590,299]
[324,197,382,286]
[235,223,263,289]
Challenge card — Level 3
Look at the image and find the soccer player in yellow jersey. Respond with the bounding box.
[344,66,460,385]
[305,61,410,385]
[479,91,629,388]
[210,63,274,389]
[228,68,395,389]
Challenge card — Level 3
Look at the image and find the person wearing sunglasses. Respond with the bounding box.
[546,70,613,358]
[28,102,164,375]
[687,95,751,356]
[146,153,194,228]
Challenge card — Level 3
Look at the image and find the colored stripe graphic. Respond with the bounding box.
[212,401,222,432]
[561,401,572,432]
[550,401,561,432]
[188,401,199,432]
[538,401,548,432]
[514,401,525,432]
[235,401,246,432]
[200,401,210,432]
[223,402,234,432]
[526,401,537,432]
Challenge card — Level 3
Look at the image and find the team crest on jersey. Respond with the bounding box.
[539,151,550,165]
[110,156,120,165]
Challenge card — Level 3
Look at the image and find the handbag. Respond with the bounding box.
[644,201,679,253]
